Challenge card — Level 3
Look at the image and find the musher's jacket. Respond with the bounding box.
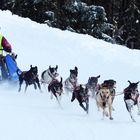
[0,33,12,55]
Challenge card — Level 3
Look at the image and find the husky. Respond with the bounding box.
[71,85,89,114]
[48,77,63,105]
[96,84,113,120]
[41,65,59,85]
[86,75,100,98]
[64,66,78,94]
[123,80,140,122]
[17,65,41,92]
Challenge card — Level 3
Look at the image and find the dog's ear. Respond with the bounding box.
[114,80,116,84]
[70,70,72,73]
[55,65,58,70]
[128,80,131,85]
[97,75,100,78]
[75,66,78,71]
[30,65,32,68]
[136,81,140,85]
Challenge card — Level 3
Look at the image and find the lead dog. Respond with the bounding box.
[96,85,113,120]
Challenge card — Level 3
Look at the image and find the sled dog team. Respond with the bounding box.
[1,32,139,122]
[17,65,140,122]
[1,33,139,122]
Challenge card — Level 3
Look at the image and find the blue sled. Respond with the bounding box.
[5,54,22,81]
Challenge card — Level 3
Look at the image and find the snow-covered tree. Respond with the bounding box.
[120,0,140,49]
[0,0,115,44]
[62,1,114,42]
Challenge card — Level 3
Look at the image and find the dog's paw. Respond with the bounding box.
[109,117,113,120]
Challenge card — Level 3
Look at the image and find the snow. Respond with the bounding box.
[0,10,140,140]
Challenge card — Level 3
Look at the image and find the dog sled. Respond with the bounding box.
[0,53,21,83]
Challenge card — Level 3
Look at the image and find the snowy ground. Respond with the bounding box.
[0,10,140,140]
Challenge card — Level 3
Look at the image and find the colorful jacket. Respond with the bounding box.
[0,34,12,55]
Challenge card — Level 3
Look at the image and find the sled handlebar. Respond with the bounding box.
[0,49,13,54]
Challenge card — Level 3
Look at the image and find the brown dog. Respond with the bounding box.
[96,87,113,120]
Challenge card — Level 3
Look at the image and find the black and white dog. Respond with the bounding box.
[71,84,89,114]
[64,66,78,94]
[17,65,41,92]
[123,80,140,122]
[41,65,59,84]
[86,75,100,98]
[41,65,59,90]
